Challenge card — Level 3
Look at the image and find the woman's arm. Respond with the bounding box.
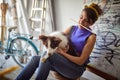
[57,34,96,66]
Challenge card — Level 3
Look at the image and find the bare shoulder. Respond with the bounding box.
[87,33,96,43]
[89,33,96,38]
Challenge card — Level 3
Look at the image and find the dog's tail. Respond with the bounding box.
[0,65,20,77]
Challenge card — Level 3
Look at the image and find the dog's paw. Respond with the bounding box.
[41,58,46,62]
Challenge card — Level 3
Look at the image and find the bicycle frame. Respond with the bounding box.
[10,36,39,55]
[0,31,39,57]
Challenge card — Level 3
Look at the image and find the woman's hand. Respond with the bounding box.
[56,48,67,55]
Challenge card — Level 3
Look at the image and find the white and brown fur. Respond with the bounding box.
[39,31,69,62]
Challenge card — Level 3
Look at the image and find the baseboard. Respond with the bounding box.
[86,65,117,80]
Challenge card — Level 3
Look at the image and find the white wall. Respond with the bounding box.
[54,0,84,31]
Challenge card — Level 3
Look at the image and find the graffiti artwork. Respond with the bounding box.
[84,0,120,79]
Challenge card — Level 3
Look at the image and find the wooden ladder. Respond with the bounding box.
[30,0,47,34]
[0,1,8,44]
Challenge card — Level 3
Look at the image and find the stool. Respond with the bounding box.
[52,71,80,80]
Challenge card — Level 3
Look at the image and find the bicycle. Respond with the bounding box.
[0,26,39,68]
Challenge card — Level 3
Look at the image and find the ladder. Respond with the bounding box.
[30,0,47,34]
[0,1,8,44]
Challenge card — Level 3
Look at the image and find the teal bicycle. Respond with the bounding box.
[0,27,39,68]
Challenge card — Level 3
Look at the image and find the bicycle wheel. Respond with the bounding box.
[10,37,39,68]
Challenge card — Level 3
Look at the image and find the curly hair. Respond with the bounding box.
[83,3,103,24]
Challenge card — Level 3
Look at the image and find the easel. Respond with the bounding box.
[0,0,8,44]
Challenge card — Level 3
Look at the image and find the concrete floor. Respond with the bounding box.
[1,68,105,80]
[0,56,105,80]
[1,70,88,80]
[0,56,85,80]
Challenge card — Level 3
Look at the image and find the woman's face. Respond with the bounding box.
[78,11,92,28]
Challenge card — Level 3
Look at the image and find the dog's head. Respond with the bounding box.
[39,35,62,55]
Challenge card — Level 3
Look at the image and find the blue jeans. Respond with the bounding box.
[16,52,86,80]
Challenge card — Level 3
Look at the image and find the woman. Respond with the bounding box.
[16,3,102,80]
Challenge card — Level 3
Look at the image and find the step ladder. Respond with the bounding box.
[30,0,47,34]
[0,1,8,44]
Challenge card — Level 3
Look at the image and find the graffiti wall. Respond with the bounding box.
[84,0,120,79]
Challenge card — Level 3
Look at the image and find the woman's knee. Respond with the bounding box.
[31,56,40,60]
[30,56,40,64]
[51,53,62,58]
[49,53,67,64]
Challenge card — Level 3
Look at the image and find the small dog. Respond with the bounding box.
[39,31,69,62]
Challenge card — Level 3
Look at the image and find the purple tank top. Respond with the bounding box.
[70,25,92,56]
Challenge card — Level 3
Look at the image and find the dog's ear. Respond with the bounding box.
[39,35,48,44]
[39,35,48,40]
